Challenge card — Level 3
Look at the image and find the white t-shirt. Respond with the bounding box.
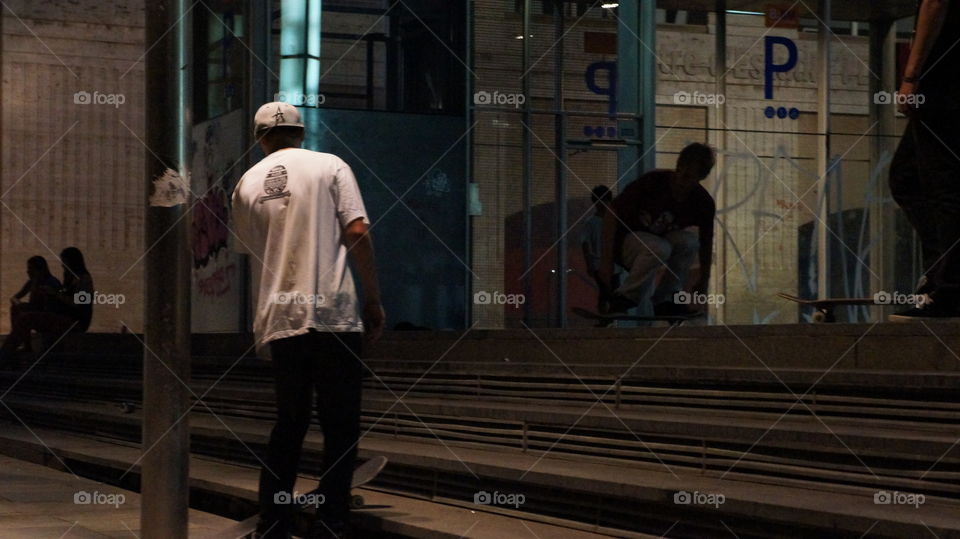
[232,148,369,353]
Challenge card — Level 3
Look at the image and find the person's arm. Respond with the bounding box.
[344,218,384,342]
[11,280,30,303]
[899,0,951,114]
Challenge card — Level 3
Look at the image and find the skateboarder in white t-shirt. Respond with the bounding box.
[232,102,385,539]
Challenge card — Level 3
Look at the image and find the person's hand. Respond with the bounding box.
[363,302,385,343]
[897,80,920,116]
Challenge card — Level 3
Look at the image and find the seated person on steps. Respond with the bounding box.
[0,247,93,364]
[598,143,717,317]
[9,256,63,348]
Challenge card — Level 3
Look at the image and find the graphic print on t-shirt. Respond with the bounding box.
[259,165,292,203]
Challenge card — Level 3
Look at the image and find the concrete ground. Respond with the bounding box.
[0,455,233,538]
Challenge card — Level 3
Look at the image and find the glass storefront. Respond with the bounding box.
[470,1,919,327]
[222,0,921,330]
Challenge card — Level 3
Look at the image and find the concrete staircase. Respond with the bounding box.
[1,323,959,538]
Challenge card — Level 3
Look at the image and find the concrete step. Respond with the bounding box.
[7,392,958,495]
[2,397,959,538]
[4,368,959,498]
[37,323,960,373]
[0,426,635,539]
[8,367,959,430]
[365,324,960,372]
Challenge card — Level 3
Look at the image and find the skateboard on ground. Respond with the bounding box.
[572,307,704,326]
[205,455,388,539]
[349,454,387,508]
[777,292,876,323]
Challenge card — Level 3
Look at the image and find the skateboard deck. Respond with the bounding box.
[777,292,876,322]
[204,456,388,539]
[572,307,703,325]
[349,455,387,508]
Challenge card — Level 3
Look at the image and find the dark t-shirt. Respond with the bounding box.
[49,273,94,332]
[17,274,62,306]
[70,273,94,331]
[611,169,716,284]
[916,0,960,109]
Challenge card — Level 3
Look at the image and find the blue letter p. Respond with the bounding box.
[764,36,798,100]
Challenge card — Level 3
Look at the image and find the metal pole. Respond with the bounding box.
[816,0,832,300]
[0,11,4,306]
[465,0,475,328]
[715,0,727,323]
[247,0,273,332]
[869,18,898,316]
[142,0,192,536]
[522,0,532,325]
[638,0,656,173]
[554,1,567,327]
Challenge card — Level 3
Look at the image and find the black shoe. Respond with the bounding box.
[653,301,698,317]
[889,301,960,322]
[605,294,637,315]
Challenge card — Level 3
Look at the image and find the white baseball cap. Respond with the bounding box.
[254,101,304,135]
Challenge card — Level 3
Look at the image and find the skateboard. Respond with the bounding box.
[777,292,876,323]
[572,307,703,326]
[204,456,388,539]
[349,455,387,508]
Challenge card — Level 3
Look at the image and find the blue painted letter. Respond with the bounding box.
[764,36,798,100]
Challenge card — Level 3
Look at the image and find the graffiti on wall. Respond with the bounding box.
[710,143,896,323]
[190,109,244,331]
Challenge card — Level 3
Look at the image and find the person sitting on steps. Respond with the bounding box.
[9,256,63,353]
[0,247,94,365]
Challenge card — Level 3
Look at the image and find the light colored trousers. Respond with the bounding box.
[615,229,699,315]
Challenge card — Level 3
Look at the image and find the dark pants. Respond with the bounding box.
[1,310,79,357]
[258,330,363,536]
[890,110,960,308]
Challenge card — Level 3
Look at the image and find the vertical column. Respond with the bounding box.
[554,1,567,327]
[521,0,532,324]
[465,1,475,327]
[142,0,192,536]
[0,10,4,291]
[816,0,832,299]
[638,1,657,174]
[714,1,727,323]
[246,0,274,332]
[617,0,655,187]
[279,0,322,100]
[869,19,898,311]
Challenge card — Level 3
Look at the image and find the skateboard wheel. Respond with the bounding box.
[812,310,827,323]
[350,494,364,508]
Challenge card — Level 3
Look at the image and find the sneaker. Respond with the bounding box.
[915,274,935,295]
